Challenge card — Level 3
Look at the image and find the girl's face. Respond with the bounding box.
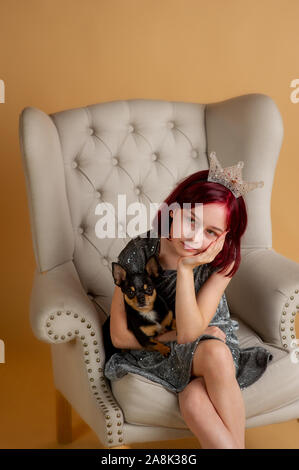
[168,203,228,256]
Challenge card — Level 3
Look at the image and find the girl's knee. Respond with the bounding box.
[195,339,236,375]
[202,339,233,363]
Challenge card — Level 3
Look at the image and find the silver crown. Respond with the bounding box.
[207,151,264,198]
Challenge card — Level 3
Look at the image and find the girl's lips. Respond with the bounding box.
[181,241,200,252]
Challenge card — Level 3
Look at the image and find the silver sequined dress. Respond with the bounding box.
[104,229,273,394]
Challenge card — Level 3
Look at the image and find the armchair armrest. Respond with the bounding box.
[30,260,126,446]
[226,248,299,351]
[30,260,104,349]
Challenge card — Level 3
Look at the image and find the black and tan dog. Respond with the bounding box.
[102,255,176,361]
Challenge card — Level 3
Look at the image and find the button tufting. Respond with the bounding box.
[167,121,174,129]
[88,128,94,135]
[135,187,141,195]
[151,153,158,161]
[191,149,198,159]
[78,227,84,234]
[72,161,78,168]
[128,125,134,133]
[95,191,102,199]
[102,257,109,266]
[112,157,119,166]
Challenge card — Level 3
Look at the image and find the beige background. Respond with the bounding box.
[0,0,299,448]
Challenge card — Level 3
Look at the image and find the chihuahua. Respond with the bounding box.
[102,254,176,361]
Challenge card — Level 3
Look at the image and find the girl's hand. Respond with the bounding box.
[202,325,226,342]
[177,230,229,271]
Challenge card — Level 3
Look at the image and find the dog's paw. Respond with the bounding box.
[156,343,171,357]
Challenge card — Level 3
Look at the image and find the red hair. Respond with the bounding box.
[152,170,248,278]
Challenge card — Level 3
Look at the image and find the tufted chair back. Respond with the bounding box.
[19,96,283,319]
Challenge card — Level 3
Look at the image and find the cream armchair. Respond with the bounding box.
[19,95,299,449]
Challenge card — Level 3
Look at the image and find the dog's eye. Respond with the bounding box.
[144,285,153,294]
[127,288,135,298]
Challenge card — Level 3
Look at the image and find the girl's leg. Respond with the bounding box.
[178,339,245,448]
[193,339,246,448]
[178,377,241,449]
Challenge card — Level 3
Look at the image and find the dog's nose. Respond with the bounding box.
[137,293,146,305]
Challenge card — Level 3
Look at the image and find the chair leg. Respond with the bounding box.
[108,445,131,449]
[56,389,72,444]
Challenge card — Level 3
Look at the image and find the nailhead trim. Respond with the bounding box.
[44,309,125,445]
[279,291,299,351]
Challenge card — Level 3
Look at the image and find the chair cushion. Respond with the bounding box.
[111,316,298,428]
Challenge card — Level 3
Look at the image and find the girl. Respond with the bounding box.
[104,163,273,450]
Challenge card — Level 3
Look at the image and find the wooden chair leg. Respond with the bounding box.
[56,389,72,444]
[108,445,131,449]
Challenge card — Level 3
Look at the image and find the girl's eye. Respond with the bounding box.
[207,229,217,236]
[187,215,217,236]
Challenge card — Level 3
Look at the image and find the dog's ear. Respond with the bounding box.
[112,262,127,286]
[145,255,160,278]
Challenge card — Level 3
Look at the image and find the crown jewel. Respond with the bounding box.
[207,151,264,198]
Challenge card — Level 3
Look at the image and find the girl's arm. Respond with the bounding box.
[175,230,233,344]
[175,265,204,344]
[175,261,235,344]
[110,285,144,350]
[156,329,177,342]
